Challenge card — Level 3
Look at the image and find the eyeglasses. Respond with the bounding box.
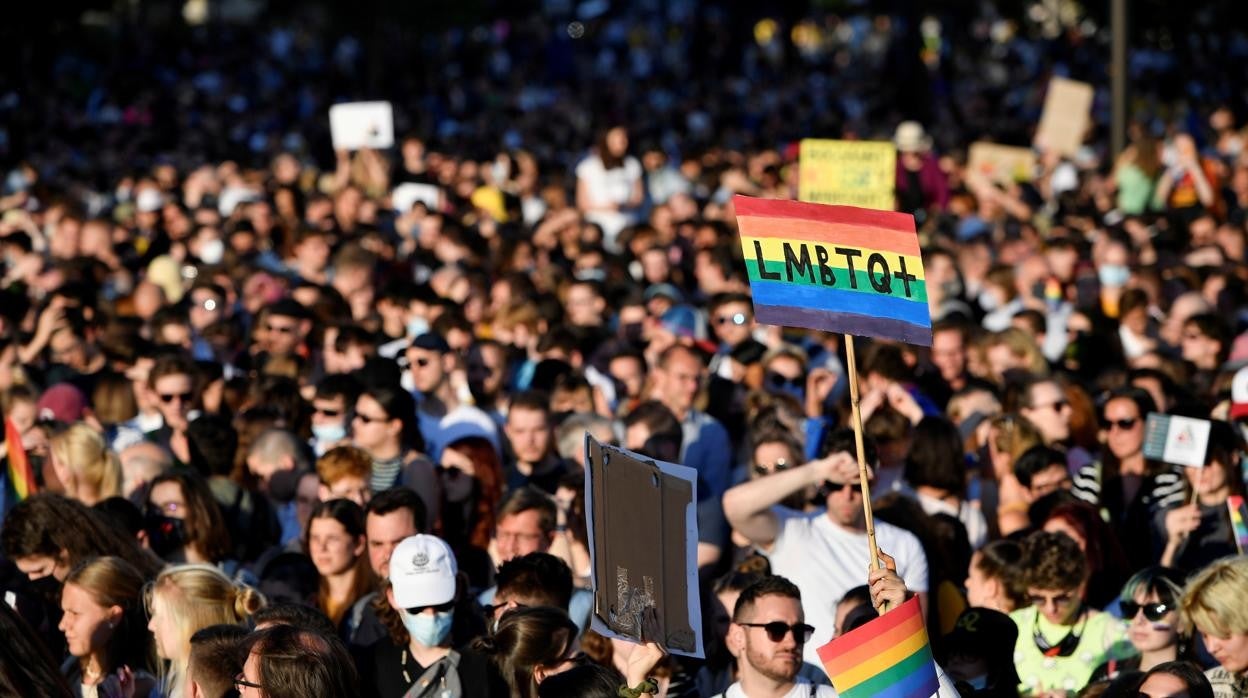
[313,406,342,418]
[820,480,867,495]
[765,372,804,390]
[1031,400,1069,413]
[234,673,263,690]
[753,459,793,477]
[436,465,463,479]
[353,413,388,424]
[1028,592,1076,608]
[715,312,748,326]
[737,621,816,644]
[158,391,192,404]
[1103,417,1139,431]
[414,357,432,367]
[1120,601,1171,622]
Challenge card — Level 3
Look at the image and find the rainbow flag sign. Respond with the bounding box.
[4,418,34,501]
[733,195,931,346]
[1228,495,1248,555]
[817,596,938,698]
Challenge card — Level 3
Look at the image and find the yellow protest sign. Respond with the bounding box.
[798,139,896,210]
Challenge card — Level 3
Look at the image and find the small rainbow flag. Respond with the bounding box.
[817,596,939,698]
[1228,495,1248,555]
[733,195,931,346]
[5,418,35,500]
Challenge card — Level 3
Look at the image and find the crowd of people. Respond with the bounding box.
[2,2,1248,698]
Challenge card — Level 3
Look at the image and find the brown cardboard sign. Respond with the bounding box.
[584,435,704,657]
[1034,77,1094,157]
[968,142,1037,185]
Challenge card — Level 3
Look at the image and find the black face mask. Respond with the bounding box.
[26,574,63,609]
[620,322,645,347]
[145,513,187,559]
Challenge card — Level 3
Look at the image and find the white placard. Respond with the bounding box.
[328,101,394,151]
[392,183,441,213]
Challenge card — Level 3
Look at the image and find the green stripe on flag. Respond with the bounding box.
[840,644,934,698]
[747,260,928,303]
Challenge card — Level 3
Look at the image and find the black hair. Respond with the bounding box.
[903,416,966,495]
[732,575,802,622]
[494,553,574,611]
[364,487,429,534]
[1013,445,1067,488]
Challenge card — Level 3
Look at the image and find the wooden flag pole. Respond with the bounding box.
[843,335,883,584]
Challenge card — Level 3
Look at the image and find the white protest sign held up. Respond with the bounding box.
[1143,413,1211,468]
[329,101,395,151]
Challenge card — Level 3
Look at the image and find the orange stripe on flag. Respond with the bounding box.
[736,215,921,256]
[831,625,929,691]
[818,605,925,677]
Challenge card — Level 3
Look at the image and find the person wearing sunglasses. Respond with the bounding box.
[359,534,497,698]
[309,374,362,457]
[1071,387,1186,568]
[1009,531,1132,697]
[724,428,930,666]
[1089,567,1190,684]
[351,385,439,532]
[143,353,199,466]
[719,576,836,697]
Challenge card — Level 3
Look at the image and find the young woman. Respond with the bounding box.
[1089,567,1190,683]
[59,557,157,697]
[475,606,583,698]
[146,564,265,698]
[306,498,375,637]
[351,385,438,530]
[437,434,504,590]
[1158,420,1243,573]
[143,472,232,568]
[1071,387,1185,567]
[964,539,1028,613]
[49,423,123,506]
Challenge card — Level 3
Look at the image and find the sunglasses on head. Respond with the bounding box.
[158,391,192,404]
[1103,417,1139,431]
[737,621,816,644]
[1120,601,1171,622]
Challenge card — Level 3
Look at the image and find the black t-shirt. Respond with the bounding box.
[352,638,502,698]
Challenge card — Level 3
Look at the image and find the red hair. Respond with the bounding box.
[446,437,503,550]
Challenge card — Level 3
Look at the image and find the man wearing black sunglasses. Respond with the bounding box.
[719,576,836,697]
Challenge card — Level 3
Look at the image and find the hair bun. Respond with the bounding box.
[233,584,267,618]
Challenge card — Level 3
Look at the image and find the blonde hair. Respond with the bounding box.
[988,328,1049,377]
[1181,556,1248,637]
[145,564,265,686]
[51,423,123,502]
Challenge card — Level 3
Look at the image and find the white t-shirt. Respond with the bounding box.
[766,508,929,666]
[575,154,642,248]
[719,679,838,698]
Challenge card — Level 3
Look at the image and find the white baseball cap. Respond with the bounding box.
[390,535,458,609]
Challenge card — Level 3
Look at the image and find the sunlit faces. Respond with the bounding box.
[494,510,551,562]
[964,551,999,610]
[146,592,183,661]
[308,516,364,577]
[1101,397,1144,461]
[1027,586,1082,625]
[366,509,419,578]
[504,407,550,465]
[59,582,120,659]
[1124,590,1178,654]
[152,373,194,431]
[730,594,808,683]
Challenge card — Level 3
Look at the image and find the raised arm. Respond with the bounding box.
[723,452,855,548]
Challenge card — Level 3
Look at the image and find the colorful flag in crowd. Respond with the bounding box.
[733,195,931,346]
[817,596,939,698]
[5,418,35,501]
[1228,495,1248,555]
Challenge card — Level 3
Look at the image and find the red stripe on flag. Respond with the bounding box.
[732,194,916,234]
[6,418,35,500]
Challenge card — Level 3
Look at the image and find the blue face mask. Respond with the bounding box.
[964,675,989,691]
[401,609,454,647]
[1098,264,1130,288]
[312,422,347,444]
[407,316,430,340]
